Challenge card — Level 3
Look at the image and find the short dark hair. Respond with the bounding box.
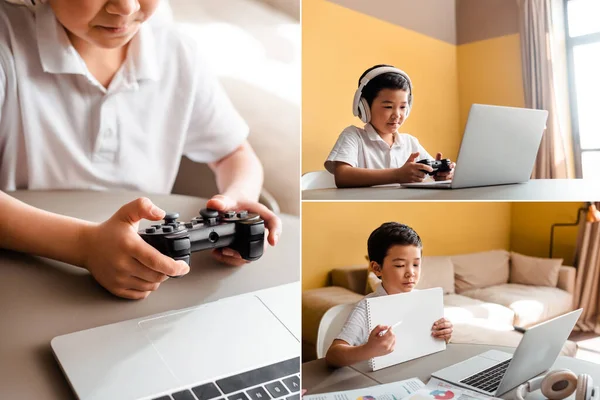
[367,222,422,266]
[358,64,411,108]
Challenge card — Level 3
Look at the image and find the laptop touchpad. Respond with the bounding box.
[139,295,299,386]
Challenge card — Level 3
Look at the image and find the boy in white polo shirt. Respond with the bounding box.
[325,222,453,368]
[325,65,455,188]
[0,0,281,299]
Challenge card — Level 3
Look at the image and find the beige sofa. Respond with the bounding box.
[302,250,577,361]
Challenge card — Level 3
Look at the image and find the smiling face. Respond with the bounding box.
[48,0,159,49]
[368,89,409,136]
[371,244,421,294]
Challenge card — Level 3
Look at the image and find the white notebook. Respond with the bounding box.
[366,287,446,371]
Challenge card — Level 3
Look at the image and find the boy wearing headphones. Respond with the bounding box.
[0,0,281,299]
[325,65,455,188]
[325,222,453,368]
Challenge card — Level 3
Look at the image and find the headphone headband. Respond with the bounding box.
[352,66,413,121]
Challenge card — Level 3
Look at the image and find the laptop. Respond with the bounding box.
[51,282,300,400]
[431,308,582,396]
[402,104,548,189]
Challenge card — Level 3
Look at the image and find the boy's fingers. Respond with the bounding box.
[414,163,433,173]
[130,260,169,283]
[436,152,443,160]
[407,152,420,162]
[206,195,282,246]
[133,243,190,277]
[206,195,236,211]
[114,197,165,224]
[373,325,390,336]
[211,249,249,266]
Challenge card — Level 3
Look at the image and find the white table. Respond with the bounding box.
[302,179,600,201]
[303,344,600,399]
[0,190,300,400]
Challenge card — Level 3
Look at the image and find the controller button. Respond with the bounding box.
[164,212,180,222]
[207,217,218,226]
[162,226,174,233]
[224,211,236,218]
[208,231,219,243]
[200,208,219,219]
[145,227,156,234]
[237,210,249,218]
[151,224,162,229]
[185,222,194,229]
[249,240,263,259]
[171,238,191,252]
[249,224,264,236]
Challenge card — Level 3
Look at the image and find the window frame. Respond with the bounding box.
[564,0,600,178]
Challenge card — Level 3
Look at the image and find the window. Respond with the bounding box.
[565,0,600,178]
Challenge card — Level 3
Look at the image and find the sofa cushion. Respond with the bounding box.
[416,256,455,294]
[451,322,577,357]
[451,250,510,293]
[331,266,369,295]
[510,252,562,287]
[443,294,515,326]
[302,286,363,346]
[461,283,574,327]
[365,271,381,294]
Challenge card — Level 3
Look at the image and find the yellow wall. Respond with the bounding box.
[302,202,512,290]
[457,35,525,130]
[302,0,461,174]
[510,202,584,265]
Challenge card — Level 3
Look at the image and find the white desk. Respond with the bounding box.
[302,179,600,201]
[0,190,300,400]
[303,344,600,399]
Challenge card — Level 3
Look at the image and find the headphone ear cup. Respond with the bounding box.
[359,98,370,123]
[541,370,578,400]
[405,104,411,118]
[576,375,593,400]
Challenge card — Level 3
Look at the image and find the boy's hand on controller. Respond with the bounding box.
[433,152,456,181]
[206,194,282,266]
[397,152,433,183]
[365,324,396,357]
[431,317,453,343]
[81,198,190,300]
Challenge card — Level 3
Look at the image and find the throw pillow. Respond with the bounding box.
[510,251,562,287]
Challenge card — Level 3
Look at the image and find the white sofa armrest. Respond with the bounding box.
[557,266,576,294]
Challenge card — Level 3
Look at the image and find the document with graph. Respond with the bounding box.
[366,287,445,371]
[303,378,425,400]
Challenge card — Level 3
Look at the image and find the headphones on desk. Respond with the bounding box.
[352,66,414,124]
[516,369,598,400]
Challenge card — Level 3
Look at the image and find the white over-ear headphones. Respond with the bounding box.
[352,66,413,124]
[516,369,598,400]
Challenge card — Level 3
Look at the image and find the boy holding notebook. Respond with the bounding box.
[325,222,453,367]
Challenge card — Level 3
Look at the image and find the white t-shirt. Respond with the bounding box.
[324,124,433,174]
[336,282,389,347]
[0,2,249,192]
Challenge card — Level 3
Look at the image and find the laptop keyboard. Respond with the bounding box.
[152,357,300,400]
[459,359,511,393]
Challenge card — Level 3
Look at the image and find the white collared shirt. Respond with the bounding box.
[0,2,248,192]
[336,282,389,347]
[324,124,433,174]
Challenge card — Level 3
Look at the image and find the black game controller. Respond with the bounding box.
[139,208,265,265]
[416,159,452,175]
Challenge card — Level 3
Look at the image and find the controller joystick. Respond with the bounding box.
[139,208,265,268]
[416,159,452,175]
